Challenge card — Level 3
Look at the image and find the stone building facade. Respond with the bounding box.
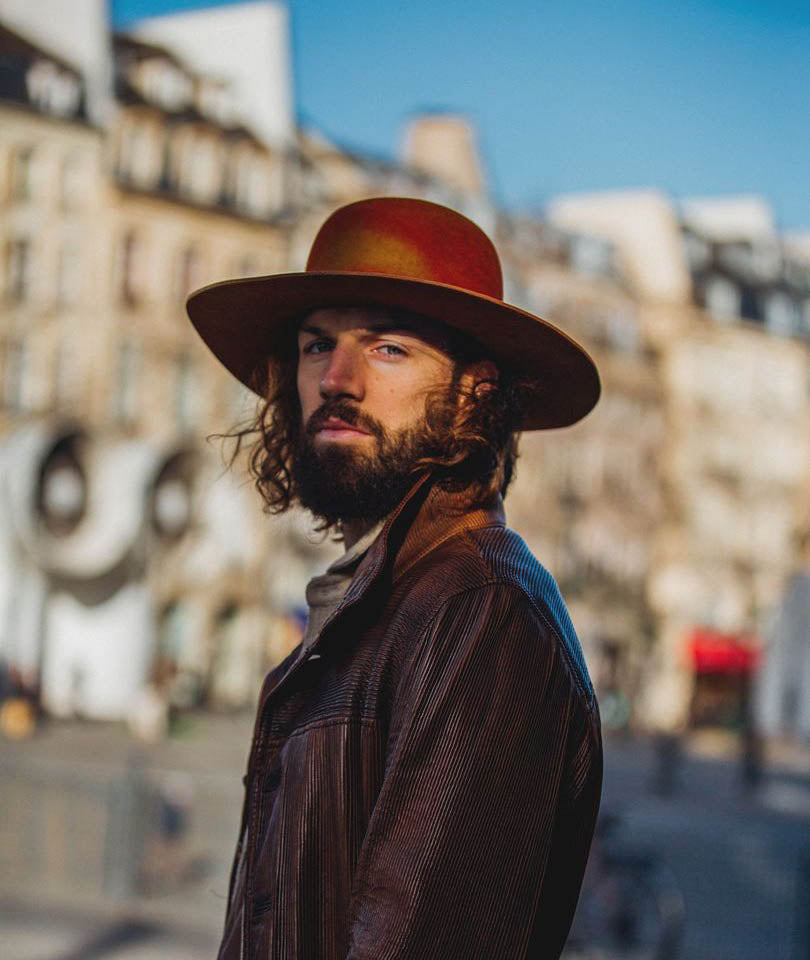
[495,213,664,732]
[547,190,810,735]
[0,15,302,721]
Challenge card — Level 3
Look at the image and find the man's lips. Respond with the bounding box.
[315,418,371,438]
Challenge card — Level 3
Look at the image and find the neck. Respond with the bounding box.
[340,517,379,551]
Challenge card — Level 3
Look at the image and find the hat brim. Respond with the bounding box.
[186,271,600,430]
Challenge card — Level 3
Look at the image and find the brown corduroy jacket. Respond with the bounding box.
[218,474,602,960]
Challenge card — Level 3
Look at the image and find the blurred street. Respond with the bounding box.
[599,734,810,960]
[2,717,809,960]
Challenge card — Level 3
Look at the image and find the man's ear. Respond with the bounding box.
[458,360,499,403]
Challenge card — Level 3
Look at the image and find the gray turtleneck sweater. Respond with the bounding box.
[300,522,384,654]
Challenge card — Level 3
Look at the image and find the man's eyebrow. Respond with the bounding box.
[298,323,330,338]
[365,321,418,334]
[297,321,426,337]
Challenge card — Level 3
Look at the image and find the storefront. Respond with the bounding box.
[687,627,761,729]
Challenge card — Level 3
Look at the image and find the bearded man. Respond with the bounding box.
[187,197,603,960]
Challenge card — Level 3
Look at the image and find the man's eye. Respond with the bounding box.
[376,343,408,357]
[303,339,331,355]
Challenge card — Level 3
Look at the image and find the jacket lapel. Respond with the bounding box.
[258,473,434,711]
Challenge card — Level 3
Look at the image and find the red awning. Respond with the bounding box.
[687,628,761,674]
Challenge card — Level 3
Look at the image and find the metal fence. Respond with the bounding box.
[0,753,241,932]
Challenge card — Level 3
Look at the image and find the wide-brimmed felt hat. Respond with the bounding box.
[186,196,600,429]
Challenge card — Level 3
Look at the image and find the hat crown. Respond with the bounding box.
[306,197,503,300]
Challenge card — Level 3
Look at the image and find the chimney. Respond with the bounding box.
[401,113,486,196]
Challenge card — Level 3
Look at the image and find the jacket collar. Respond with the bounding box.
[260,473,505,710]
[339,472,505,611]
[391,478,506,582]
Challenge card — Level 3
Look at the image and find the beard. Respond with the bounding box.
[292,397,450,528]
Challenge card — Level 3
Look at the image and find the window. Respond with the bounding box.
[115,230,145,305]
[9,147,34,201]
[173,245,204,301]
[764,292,798,337]
[60,153,90,209]
[55,245,81,306]
[118,119,162,189]
[174,129,221,204]
[6,239,33,303]
[139,59,192,112]
[228,146,272,217]
[704,275,741,321]
[3,337,29,410]
[26,60,82,118]
[739,285,761,323]
[114,338,140,424]
[174,351,197,430]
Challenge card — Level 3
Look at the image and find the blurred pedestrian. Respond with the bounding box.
[187,197,603,959]
[651,731,682,797]
[740,680,763,792]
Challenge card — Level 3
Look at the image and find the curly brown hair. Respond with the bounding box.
[210,315,535,522]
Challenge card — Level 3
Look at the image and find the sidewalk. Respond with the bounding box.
[3,716,809,960]
[601,731,810,960]
[1,897,216,960]
[1,712,252,952]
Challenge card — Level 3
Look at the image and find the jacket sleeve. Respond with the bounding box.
[345,583,594,960]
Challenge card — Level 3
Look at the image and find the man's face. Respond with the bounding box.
[293,306,457,526]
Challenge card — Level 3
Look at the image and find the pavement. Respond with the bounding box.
[2,715,809,960]
[1,713,250,956]
[2,900,215,960]
[599,733,810,960]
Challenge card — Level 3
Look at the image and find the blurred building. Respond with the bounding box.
[0,0,112,125]
[0,6,310,722]
[547,190,810,734]
[1,5,808,741]
[496,210,662,734]
[402,113,487,198]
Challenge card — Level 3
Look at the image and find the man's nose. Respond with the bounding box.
[319,344,364,400]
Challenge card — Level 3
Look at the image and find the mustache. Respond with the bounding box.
[304,400,386,441]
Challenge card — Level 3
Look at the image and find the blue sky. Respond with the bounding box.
[112,0,810,230]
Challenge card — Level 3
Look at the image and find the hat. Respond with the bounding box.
[186,197,600,429]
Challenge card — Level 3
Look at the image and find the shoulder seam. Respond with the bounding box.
[415,580,594,710]
[394,522,505,583]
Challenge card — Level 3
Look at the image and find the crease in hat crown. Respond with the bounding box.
[305,197,504,298]
[185,195,601,430]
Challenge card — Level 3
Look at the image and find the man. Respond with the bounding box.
[187,197,602,960]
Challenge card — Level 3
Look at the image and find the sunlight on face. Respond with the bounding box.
[296,307,455,445]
